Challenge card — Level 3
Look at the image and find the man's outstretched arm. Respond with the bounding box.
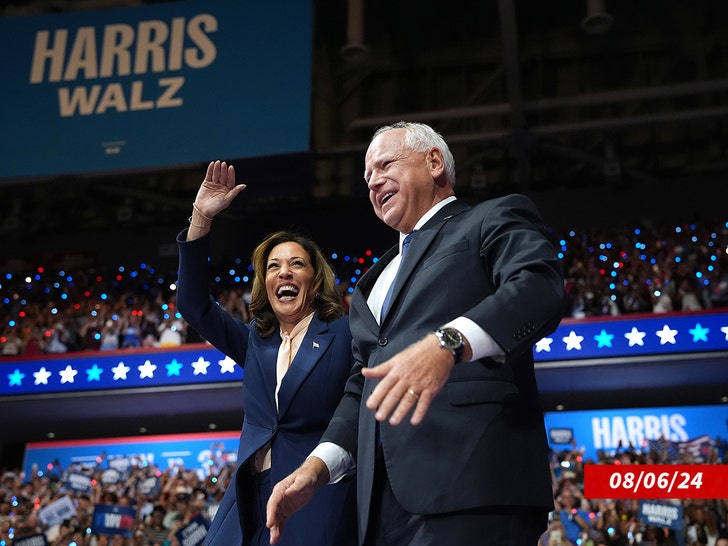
[266,456,330,544]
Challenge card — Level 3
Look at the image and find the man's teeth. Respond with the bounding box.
[382,192,394,205]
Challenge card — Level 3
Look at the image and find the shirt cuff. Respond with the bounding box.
[444,317,505,362]
[309,442,356,484]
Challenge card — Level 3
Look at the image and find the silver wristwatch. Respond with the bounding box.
[434,327,464,363]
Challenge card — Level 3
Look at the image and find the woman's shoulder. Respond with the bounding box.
[331,313,350,327]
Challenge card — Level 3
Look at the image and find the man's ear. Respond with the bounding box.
[426,147,445,178]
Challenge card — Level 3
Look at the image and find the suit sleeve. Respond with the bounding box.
[175,229,250,362]
[464,194,566,359]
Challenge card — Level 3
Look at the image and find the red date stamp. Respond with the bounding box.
[584,464,728,499]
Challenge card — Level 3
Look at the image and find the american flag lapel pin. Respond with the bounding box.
[313,341,320,349]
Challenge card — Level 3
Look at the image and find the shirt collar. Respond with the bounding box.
[398,196,457,245]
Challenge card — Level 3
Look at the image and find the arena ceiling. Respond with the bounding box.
[2,0,728,263]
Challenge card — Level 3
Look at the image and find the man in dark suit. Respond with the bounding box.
[267,121,566,545]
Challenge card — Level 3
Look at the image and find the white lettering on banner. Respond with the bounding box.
[591,413,688,450]
[181,521,207,546]
[643,504,679,521]
[104,513,122,528]
[67,472,92,490]
[38,495,77,526]
[29,13,217,118]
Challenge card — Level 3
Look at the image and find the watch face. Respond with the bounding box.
[440,328,462,348]
[437,328,463,363]
[443,330,458,346]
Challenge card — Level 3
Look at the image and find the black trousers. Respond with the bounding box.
[365,448,549,546]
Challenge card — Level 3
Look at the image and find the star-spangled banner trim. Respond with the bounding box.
[1,346,241,396]
[534,310,728,361]
[3,310,728,395]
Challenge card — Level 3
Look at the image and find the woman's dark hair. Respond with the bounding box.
[249,231,345,338]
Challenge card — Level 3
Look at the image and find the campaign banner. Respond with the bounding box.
[23,431,239,481]
[101,468,124,485]
[137,475,162,496]
[38,494,77,526]
[545,404,728,461]
[108,456,132,473]
[176,514,209,546]
[92,504,136,537]
[639,501,683,529]
[0,0,312,179]
[65,471,93,493]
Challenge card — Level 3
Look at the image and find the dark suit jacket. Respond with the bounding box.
[320,196,566,544]
[176,231,356,546]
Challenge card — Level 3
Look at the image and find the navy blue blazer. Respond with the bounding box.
[320,196,566,544]
[176,231,356,546]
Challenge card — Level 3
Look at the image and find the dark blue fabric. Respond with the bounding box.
[380,232,414,319]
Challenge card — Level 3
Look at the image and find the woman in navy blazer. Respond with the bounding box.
[175,160,357,546]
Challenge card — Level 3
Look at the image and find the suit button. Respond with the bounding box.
[378,337,388,346]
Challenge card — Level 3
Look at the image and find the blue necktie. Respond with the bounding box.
[380,232,414,319]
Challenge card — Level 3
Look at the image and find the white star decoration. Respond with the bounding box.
[721,325,728,341]
[624,327,646,347]
[112,362,130,380]
[562,331,584,351]
[34,367,52,385]
[534,337,553,352]
[59,365,78,384]
[192,357,211,375]
[138,360,157,379]
[655,325,678,345]
[218,356,237,373]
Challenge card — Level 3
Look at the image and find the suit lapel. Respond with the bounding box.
[351,199,471,328]
[250,330,281,413]
[380,200,470,324]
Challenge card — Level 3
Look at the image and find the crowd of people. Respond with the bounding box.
[558,219,728,319]
[0,458,237,546]
[2,217,728,359]
[0,437,726,546]
[542,440,728,546]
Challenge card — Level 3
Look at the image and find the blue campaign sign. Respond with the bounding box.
[176,514,209,546]
[638,501,683,531]
[65,471,94,493]
[0,0,312,179]
[545,404,728,461]
[92,504,136,537]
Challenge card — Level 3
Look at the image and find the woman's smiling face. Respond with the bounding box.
[265,241,316,332]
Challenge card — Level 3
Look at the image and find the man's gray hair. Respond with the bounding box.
[373,121,457,186]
